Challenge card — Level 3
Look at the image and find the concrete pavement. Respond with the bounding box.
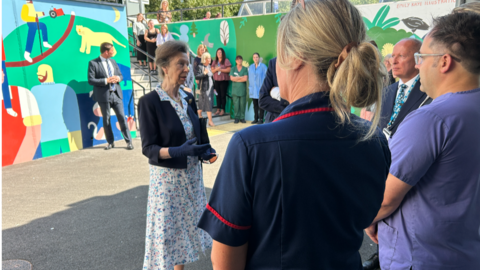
[2,122,377,270]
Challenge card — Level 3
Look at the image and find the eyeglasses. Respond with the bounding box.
[414,53,444,65]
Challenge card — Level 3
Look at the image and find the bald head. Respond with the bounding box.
[391,38,423,81]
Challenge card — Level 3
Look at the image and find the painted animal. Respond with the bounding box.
[117,63,132,87]
[401,17,429,33]
[76,25,126,54]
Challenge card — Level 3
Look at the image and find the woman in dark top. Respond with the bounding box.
[195,52,215,127]
[133,13,148,66]
[197,0,390,269]
[138,40,215,270]
[211,48,232,116]
[144,20,159,75]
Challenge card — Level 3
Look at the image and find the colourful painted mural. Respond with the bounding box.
[135,0,454,120]
[2,0,135,166]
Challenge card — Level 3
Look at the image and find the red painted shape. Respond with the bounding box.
[2,86,27,166]
[273,107,334,122]
[5,14,76,68]
[206,204,251,230]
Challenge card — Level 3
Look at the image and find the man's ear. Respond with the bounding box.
[439,54,454,74]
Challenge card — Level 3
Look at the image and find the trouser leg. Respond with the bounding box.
[253,99,259,120]
[220,81,228,110]
[233,95,240,119]
[39,22,48,42]
[111,92,131,143]
[25,23,37,53]
[239,95,246,120]
[98,101,114,144]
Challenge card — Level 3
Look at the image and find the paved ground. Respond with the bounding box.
[2,122,377,270]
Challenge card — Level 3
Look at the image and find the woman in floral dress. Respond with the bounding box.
[138,41,215,270]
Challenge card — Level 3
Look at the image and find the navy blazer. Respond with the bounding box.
[88,57,124,102]
[138,89,200,168]
[258,57,289,123]
[379,80,431,137]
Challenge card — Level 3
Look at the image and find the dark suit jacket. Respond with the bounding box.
[379,80,431,137]
[88,57,124,102]
[138,89,201,169]
[258,57,289,123]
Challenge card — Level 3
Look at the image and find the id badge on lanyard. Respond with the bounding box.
[383,128,391,140]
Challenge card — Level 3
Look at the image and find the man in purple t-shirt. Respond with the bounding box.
[365,12,480,270]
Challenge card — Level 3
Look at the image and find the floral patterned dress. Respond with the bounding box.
[143,87,212,270]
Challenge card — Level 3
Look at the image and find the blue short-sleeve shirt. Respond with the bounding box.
[379,88,480,270]
[198,92,391,269]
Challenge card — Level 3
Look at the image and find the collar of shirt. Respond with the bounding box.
[396,74,419,98]
[277,92,331,119]
[100,56,108,62]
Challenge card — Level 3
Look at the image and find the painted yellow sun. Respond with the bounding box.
[242,60,249,67]
[381,43,394,57]
[256,25,265,38]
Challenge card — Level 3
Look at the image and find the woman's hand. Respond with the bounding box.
[137,40,141,46]
[168,138,211,158]
[203,69,208,75]
[365,223,378,244]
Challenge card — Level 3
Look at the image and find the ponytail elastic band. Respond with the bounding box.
[334,41,358,68]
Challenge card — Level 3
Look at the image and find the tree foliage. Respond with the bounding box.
[145,0,242,21]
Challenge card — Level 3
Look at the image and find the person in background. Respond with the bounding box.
[365,12,480,270]
[193,44,208,89]
[182,50,194,93]
[212,48,232,116]
[229,55,248,124]
[258,57,289,123]
[133,13,148,67]
[453,1,480,14]
[156,24,174,48]
[88,42,133,151]
[384,54,396,85]
[215,13,222,18]
[144,20,159,75]
[157,0,172,24]
[197,1,389,269]
[195,52,215,127]
[248,52,267,124]
[204,11,211,19]
[138,40,215,270]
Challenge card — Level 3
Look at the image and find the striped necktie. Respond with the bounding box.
[106,59,115,91]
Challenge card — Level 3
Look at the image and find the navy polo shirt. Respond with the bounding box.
[198,92,390,269]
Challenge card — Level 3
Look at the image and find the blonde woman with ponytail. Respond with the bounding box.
[197,0,391,269]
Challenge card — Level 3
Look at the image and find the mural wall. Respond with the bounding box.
[2,0,135,167]
[141,0,454,119]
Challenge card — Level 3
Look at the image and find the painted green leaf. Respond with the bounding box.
[373,5,389,27]
[381,18,400,29]
[363,17,374,30]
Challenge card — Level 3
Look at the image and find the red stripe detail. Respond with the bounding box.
[206,204,251,230]
[273,107,334,122]
[6,15,75,68]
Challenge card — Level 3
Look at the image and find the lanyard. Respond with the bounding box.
[387,75,419,129]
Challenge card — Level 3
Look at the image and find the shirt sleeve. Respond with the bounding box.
[197,133,252,247]
[225,58,232,68]
[229,67,235,76]
[389,109,448,186]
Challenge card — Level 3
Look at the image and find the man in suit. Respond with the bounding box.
[363,38,431,270]
[378,38,432,140]
[88,42,133,150]
[258,57,289,123]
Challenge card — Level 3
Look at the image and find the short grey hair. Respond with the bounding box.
[201,52,211,64]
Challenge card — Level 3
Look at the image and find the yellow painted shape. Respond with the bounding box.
[382,43,394,57]
[23,115,42,126]
[37,64,54,83]
[256,25,265,38]
[112,7,120,23]
[68,131,84,151]
[76,25,126,55]
[207,128,228,137]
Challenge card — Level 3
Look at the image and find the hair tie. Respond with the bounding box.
[334,42,358,68]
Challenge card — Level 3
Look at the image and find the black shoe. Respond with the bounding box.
[234,119,239,124]
[251,119,258,124]
[126,143,134,150]
[258,120,263,124]
[104,143,115,150]
[362,253,379,270]
[240,119,246,123]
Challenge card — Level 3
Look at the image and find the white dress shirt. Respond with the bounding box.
[156,32,174,46]
[100,56,119,86]
[396,74,419,100]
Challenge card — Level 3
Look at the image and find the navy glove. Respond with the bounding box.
[200,148,216,161]
[169,138,211,158]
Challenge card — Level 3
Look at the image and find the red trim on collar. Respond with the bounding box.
[206,204,251,230]
[273,107,334,122]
